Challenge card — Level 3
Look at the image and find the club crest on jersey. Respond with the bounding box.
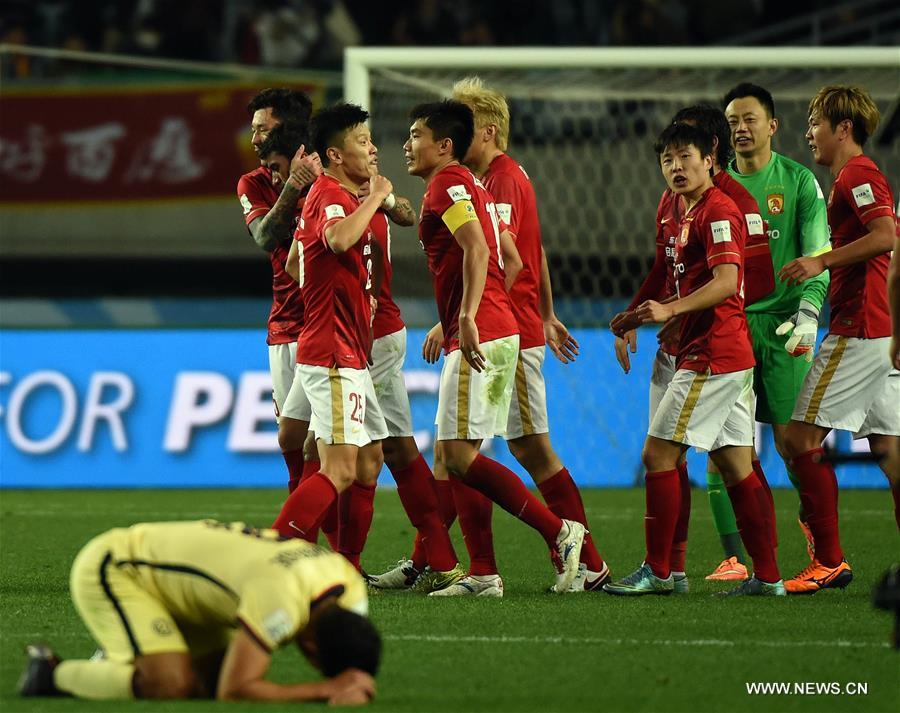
[679,225,689,246]
[446,185,471,203]
[766,193,784,215]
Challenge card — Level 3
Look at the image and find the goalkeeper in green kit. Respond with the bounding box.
[701,83,832,581]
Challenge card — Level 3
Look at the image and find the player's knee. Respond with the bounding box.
[382,437,418,471]
[356,445,384,486]
[302,431,318,462]
[441,445,476,477]
[278,417,307,452]
[782,425,811,459]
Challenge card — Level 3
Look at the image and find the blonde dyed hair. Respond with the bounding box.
[809,85,880,146]
[452,76,510,151]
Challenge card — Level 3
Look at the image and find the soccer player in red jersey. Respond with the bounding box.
[779,86,900,591]
[404,99,586,594]
[611,105,775,587]
[887,201,900,524]
[604,123,783,597]
[401,75,607,597]
[271,104,391,549]
[237,89,322,493]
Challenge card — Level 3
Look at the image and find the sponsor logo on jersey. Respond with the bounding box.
[240,194,253,215]
[851,183,875,207]
[745,213,764,235]
[325,204,346,220]
[446,185,472,202]
[766,193,784,215]
[711,220,732,243]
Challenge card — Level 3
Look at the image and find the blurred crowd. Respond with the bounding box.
[0,0,857,73]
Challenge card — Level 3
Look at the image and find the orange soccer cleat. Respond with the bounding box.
[784,559,853,594]
[705,556,748,581]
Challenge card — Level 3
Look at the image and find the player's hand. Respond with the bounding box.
[636,300,675,324]
[288,146,323,189]
[368,175,393,203]
[775,300,819,362]
[610,310,642,337]
[890,336,900,371]
[614,330,637,374]
[779,255,826,286]
[325,669,375,706]
[656,314,682,347]
[458,316,485,372]
[422,322,444,363]
[544,316,579,363]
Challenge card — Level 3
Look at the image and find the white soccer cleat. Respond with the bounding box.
[367,559,419,589]
[672,571,689,594]
[550,562,612,593]
[551,519,586,593]
[428,574,504,598]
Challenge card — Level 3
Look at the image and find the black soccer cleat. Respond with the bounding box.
[18,644,63,697]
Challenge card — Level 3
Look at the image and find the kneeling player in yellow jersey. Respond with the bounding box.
[18,520,380,705]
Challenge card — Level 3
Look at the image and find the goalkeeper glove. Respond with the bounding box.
[775,299,819,362]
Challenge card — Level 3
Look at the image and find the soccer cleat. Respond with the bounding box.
[602,563,674,596]
[550,562,611,593]
[717,577,786,597]
[705,556,748,581]
[428,574,504,598]
[784,559,853,595]
[367,559,420,590]
[18,644,63,697]
[412,563,466,594]
[798,518,816,561]
[672,571,689,594]
[550,519,586,593]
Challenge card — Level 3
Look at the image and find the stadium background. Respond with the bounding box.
[1,0,899,491]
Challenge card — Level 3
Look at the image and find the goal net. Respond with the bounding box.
[346,48,900,325]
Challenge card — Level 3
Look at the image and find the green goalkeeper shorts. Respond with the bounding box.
[747,311,814,425]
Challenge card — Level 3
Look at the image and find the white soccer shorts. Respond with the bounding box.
[370,327,414,438]
[436,335,520,442]
[792,335,898,436]
[297,364,388,447]
[648,349,677,423]
[505,345,550,440]
[649,367,755,452]
[268,341,304,418]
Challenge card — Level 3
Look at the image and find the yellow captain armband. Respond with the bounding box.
[441,200,479,233]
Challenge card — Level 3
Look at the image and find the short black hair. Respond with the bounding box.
[409,100,474,161]
[672,104,732,169]
[309,103,370,167]
[247,88,313,126]
[654,122,715,160]
[258,121,308,161]
[315,607,382,678]
[723,82,776,119]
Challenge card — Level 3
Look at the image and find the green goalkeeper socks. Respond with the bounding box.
[706,471,746,563]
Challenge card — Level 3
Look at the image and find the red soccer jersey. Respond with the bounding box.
[672,186,755,374]
[294,174,373,369]
[713,171,773,305]
[483,153,545,350]
[826,155,895,338]
[370,210,405,339]
[418,164,518,353]
[237,167,305,346]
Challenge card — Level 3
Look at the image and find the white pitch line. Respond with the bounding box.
[384,633,889,649]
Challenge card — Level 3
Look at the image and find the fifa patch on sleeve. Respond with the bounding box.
[496,203,512,224]
[446,184,472,203]
[441,200,478,233]
[745,213,764,235]
[263,609,294,644]
[240,194,253,215]
[710,220,732,243]
[851,183,875,207]
[325,204,347,220]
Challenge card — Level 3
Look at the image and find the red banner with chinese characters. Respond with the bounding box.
[0,81,322,203]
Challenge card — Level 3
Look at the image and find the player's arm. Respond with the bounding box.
[285,237,300,283]
[217,626,374,703]
[452,218,490,372]
[499,228,522,290]
[251,148,322,252]
[780,215,894,285]
[538,247,579,363]
[637,264,738,323]
[325,176,393,254]
[369,239,385,309]
[889,231,900,370]
[383,193,416,227]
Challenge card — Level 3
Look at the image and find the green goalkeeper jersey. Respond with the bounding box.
[728,151,831,314]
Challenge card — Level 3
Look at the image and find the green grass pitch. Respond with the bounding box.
[1,487,898,712]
